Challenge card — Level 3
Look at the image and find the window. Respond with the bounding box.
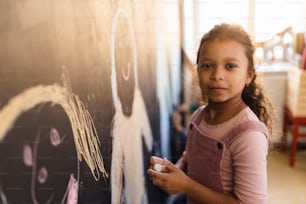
[254,0,306,42]
[194,0,249,41]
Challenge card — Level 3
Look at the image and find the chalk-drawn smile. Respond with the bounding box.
[122,63,130,81]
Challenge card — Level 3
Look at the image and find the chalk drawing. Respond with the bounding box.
[23,144,34,166]
[21,128,76,204]
[50,127,65,146]
[0,68,106,179]
[60,173,79,204]
[110,8,153,204]
[0,68,107,202]
[26,130,54,204]
[66,174,79,204]
[0,184,8,204]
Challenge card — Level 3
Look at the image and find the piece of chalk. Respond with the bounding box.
[153,163,163,172]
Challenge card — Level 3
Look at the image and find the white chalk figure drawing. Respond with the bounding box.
[0,68,107,203]
[110,8,153,204]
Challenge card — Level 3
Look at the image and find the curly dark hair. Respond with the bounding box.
[196,23,273,133]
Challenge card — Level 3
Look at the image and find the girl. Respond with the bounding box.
[147,23,273,204]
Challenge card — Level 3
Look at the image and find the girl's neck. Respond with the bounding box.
[205,99,247,125]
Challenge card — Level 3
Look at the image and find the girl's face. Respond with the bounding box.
[197,39,254,104]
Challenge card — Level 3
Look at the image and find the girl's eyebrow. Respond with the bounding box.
[223,57,240,62]
[199,57,240,62]
[198,57,213,62]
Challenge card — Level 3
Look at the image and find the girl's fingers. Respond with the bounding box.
[150,156,163,164]
[163,158,177,171]
[147,169,165,186]
[147,168,154,175]
[147,168,162,177]
[150,156,157,163]
[147,169,166,181]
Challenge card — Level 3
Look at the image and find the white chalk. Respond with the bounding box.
[153,163,163,172]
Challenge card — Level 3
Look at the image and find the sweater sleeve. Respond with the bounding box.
[230,131,268,204]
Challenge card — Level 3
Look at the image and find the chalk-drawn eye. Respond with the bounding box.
[37,166,48,184]
[50,128,64,146]
[22,144,33,166]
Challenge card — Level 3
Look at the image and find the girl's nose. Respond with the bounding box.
[209,67,224,80]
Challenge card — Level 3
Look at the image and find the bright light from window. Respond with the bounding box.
[194,0,249,41]
[254,0,306,42]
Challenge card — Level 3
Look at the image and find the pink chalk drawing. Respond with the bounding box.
[23,144,33,166]
[66,174,78,204]
[50,128,65,146]
[37,166,48,184]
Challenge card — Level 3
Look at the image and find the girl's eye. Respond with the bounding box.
[200,63,213,69]
[226,63,237,69]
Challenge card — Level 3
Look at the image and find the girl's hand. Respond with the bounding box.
[147,157,189,194]
[149,156,166,172]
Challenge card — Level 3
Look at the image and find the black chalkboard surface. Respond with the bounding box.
[0,1,181,203]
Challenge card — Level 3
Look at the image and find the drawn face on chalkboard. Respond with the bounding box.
[114,15,135,117]
[20,113,79,204]
[0,107,79,203]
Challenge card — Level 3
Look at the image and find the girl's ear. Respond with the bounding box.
[246,69,255,85]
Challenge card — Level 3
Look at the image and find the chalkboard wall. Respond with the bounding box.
[0,1,181,203]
